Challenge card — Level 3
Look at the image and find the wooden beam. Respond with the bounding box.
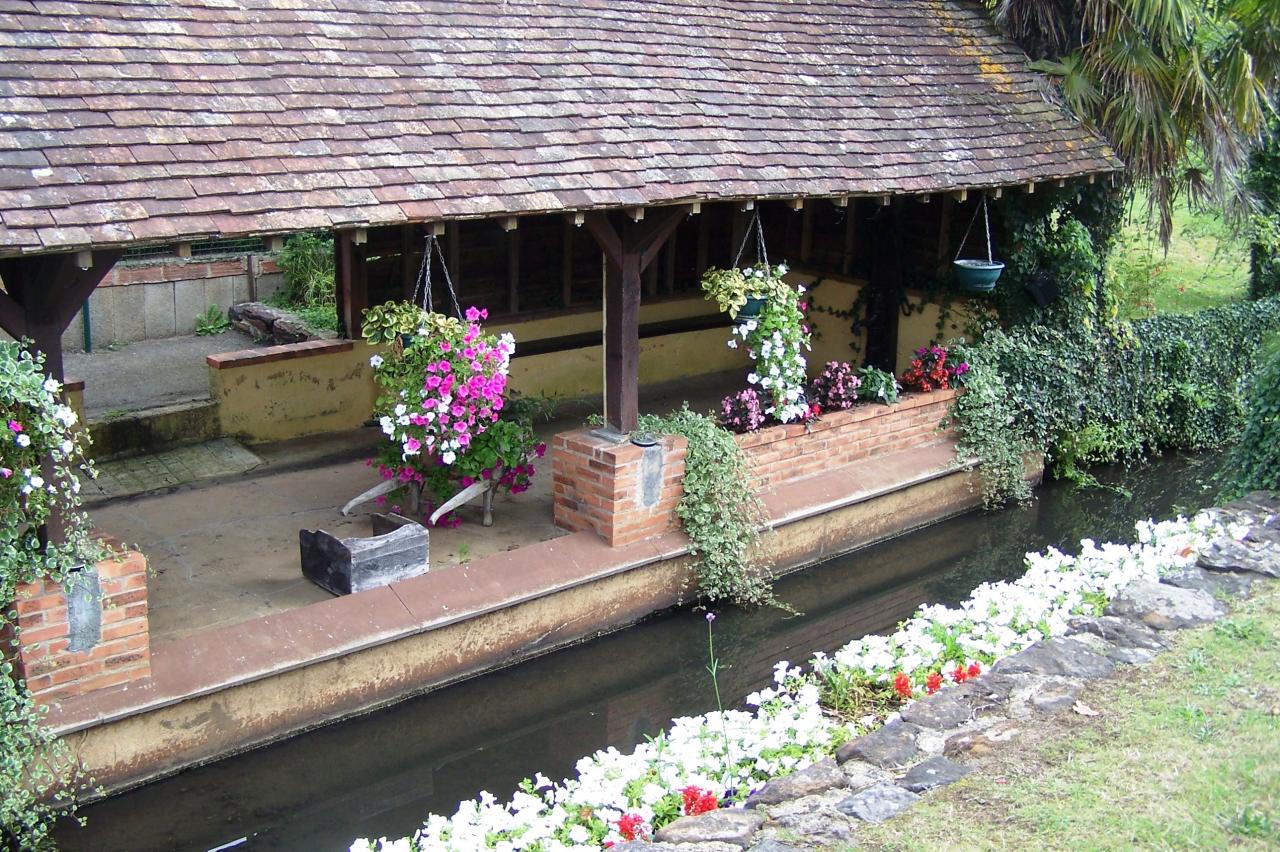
[336,229,368,338]
[448,221,461,291]
[696,210,710,278]
[645,253,658,297]
[936,195,955,276]
[0,286,27,339]
[663,232,677,295]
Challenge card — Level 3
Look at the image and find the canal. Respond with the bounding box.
[57,451,1227,851]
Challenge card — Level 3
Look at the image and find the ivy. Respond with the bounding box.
[634,407,781,609]
[952,297,1280,506]
[1246,116,1280,300]
[1224,338,1280,495]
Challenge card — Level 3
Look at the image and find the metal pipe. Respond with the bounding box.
[81,299,91,353]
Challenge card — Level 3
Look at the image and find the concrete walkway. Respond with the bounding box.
[66,329,255,419]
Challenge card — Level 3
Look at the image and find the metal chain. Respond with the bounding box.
[411,233,463,319]
[955,194,995,263]
[731,209,770,269]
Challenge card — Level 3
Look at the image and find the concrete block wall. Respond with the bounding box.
[54,255,284,352]
[5,549,151,704]
[552,430,687,547]
[734,390,957,488]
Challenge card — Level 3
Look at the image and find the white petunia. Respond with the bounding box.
[369,354,384,368]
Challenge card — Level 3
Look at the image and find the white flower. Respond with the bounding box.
[727,339,738,349]
[61,440,74,454]
[747,372,760,384]
[15,433,30,448]
[369,354,384,368]
[42,377,61,393]
[29,474,44,489]
[379,416,395,436]
[55,405,77,427]
[441,450,456,464]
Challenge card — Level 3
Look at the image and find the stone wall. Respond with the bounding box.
[5,549,151,703]
[551,430,688,547]
[734,390,957,489]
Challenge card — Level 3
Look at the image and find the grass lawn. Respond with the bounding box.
[1110,194,1250,318]
[851,582,1280,851]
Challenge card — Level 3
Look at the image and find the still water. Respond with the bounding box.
[59,452,1227,851]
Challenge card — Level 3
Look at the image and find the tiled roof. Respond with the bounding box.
[0,0,1121,257]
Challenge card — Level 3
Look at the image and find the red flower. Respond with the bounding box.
[681,786,719,816]
[617,813,648,841]
[951,664,968,683]
[967,662,982,678]
[893,671,913,699]
[925,672,943,695]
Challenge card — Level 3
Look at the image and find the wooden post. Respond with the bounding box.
[644,254,658,297]
[696,212,710,277]
[663,233,678,294]
[561,217,574,307]
[0,249,122,545]
[936,195,955,277]
[336,229,368,338]
[865,202,903,373]
[448,221,461,292]
[400,224,416,301]
[841,199,858,276]
[507,227,520,314]
[800,203,814,264]
[585,207,688,433]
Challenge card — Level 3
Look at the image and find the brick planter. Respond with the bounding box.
[4,549,151,703]
[552,429,687,547]
[734,390,957,488]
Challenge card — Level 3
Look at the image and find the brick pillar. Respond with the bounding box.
[551,428,687,547]
[5,549,151,703]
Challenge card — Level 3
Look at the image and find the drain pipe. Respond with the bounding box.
[81,299,92,353]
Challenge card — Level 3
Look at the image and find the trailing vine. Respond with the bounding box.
[1246,115,1280,300]
[1224,336,1280,496]
[633,407,781,609]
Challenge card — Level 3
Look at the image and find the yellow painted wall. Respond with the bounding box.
[896,297,976,366]
[211,342,380,443]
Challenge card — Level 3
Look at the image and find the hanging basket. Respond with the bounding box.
[953,195,1004,294]
[953,259,1005,293]
[736,295,767,321]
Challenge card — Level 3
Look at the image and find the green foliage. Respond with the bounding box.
[361,302,458,346]
[1224,340,1280,495]
[193,304,231,336]
[1246,116,1280,300]
[699,263,793,318]
[635,407,779,609]
[274,232,335,309]
[951,297,1280,506]
[1,342,99,846]
[854,366,900,405]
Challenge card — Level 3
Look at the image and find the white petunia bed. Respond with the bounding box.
[352,512,1243,851]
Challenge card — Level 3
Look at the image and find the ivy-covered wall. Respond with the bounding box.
[1246,117,1280,300]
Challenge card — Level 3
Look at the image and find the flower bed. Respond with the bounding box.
[733,390,956,488]
[352,511,1240,851]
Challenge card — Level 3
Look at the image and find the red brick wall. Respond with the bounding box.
[552,429,687,547]
[5,550,151,703]
[734,390,956,488]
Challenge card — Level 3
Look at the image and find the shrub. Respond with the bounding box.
[1225,341,1280,495]
[809,361,861,412]
[274,232,335,309]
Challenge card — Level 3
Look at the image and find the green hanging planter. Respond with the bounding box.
[736,295,767,321]
[953,259,1005,293]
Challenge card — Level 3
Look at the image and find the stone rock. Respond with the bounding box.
[971,671,1034,701]
[271,316,313,343]
[943,730,991,758]
[835,721,920,768]
[747,841,804,852]
[227,300,321,345]
[993,637,1115,679]
[1106,581,1227,630]
[839,759,892,791]
[771,809,857,846]
[1029,678,1083,713]
[746,759,846,808]
[654,811,765,848]
[1107,645,1156,666]
[1198,539,1280,579]
[764,789,848,820]
[899,690,973,730]
[899,755,972,792]
[836,783,921,823]
[1162,565,1254,599]
[1067,615,1169,651]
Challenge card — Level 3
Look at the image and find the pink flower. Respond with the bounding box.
[535,442,547,458]
[439,341,451,352]
[0,467,11,479]
[404,437,421,453]
[7,420,21,433]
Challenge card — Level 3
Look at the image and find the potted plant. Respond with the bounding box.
[899,344,970,393]
[701,263,793,320]
[728,272,813,423]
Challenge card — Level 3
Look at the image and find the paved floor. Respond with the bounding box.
[85,370,747,641]
[66,329,255,419]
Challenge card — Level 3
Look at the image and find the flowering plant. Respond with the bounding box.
[365,304,542,525]
[1,341,99,592]
[728,265,812,423]
[700,265,794,318]
[899,344,970,393]
[855,365,900,405]
[809,361,862,412]
[718,388,767,433]
[353,511,1241,851]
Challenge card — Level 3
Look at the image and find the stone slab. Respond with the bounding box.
[836,721,921,768]
[899,755,971,792]
[836,783,920,823]
[1106,581,1226,630]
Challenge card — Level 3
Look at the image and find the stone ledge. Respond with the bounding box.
[205,338,353,370]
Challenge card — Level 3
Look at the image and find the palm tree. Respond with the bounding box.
[987,0,1280,245]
